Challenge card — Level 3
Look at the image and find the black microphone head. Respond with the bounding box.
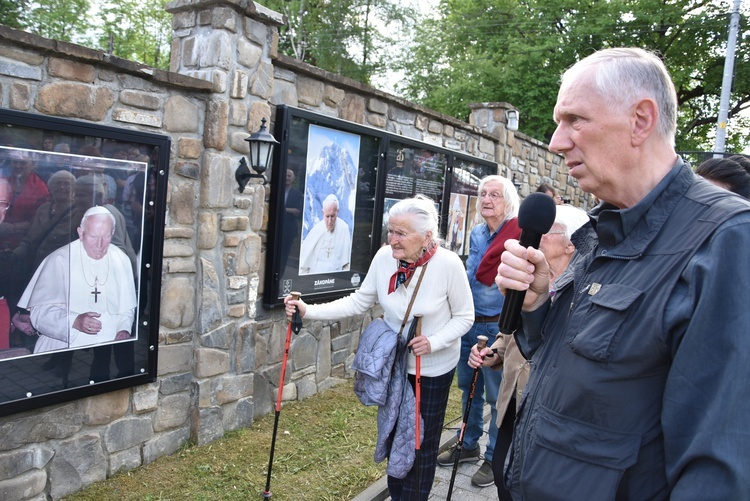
[518,192,557,234]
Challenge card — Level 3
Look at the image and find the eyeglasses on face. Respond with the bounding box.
[479,191,503,201]
[0,202,10,211]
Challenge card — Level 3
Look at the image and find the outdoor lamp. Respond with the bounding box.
[236,117,278,192]
[506,109,519,131]
[512,172,522,192]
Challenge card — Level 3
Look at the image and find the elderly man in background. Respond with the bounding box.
[299,193,351,274]
[486,47,750,499]
[18,206,137,353]
[12,170,76,269]
[437,175,520,488]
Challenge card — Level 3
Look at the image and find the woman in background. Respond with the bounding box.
[695,155,750,199]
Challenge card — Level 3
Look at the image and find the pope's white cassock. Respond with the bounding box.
[18,239,137,353]
[299,217,351,274]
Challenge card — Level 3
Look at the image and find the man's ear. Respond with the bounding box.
[632,98,658,146]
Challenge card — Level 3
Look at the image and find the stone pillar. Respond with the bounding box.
[468,101,519,137]
[164,0,286,446]
[468,101,524,188]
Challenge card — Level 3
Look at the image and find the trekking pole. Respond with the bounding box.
[411,314,424,500]
[447,335,489,501]
[262,291,302,499]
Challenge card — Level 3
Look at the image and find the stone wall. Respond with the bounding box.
[0,0,590,498]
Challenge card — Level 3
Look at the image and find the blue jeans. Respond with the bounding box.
[455,320,501,463]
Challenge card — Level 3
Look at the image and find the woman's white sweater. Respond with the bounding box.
[305,245,474,377]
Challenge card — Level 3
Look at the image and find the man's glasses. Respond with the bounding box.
[0,202,10,211]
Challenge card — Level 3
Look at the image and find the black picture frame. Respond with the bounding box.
[263,106,497,308]
[265,106,385,307]
[0,108,169,416]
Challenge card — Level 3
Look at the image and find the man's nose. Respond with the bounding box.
[549,124,570,154]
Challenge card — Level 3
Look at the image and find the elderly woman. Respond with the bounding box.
[469,204,590,500]
[285,195,474,500]
[437,175,520,488]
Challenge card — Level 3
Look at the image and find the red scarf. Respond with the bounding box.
[388,242,437,294]
[475,218,521,286]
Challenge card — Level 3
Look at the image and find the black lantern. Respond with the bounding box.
[512,172,522,192]
[236,117,278,192]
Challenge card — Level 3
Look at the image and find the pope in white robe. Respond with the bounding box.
[18,206,137,353]
[299,194,351,275]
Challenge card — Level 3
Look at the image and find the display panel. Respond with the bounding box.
[265,107,383,306]
[380,140,448,248]
[264,106,498,307]
[0,108,169,416]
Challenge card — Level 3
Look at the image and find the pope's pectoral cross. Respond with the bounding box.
[91,286,100,303]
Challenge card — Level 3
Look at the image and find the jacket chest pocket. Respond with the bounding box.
[568,284,643,362]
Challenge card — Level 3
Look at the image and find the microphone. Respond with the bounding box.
[498,192,557,334]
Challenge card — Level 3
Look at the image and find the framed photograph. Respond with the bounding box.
[298,124,360,276]
[0,108,169,416]
[264,106,384,307]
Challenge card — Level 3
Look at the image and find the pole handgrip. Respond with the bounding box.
[477,335,489,351]
[290,291,302,334]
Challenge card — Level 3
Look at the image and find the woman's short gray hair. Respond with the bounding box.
[554,204,589,241]
[389,194,442,243]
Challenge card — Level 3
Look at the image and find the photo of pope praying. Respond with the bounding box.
[299,193,352,275]
[17,206,137,354]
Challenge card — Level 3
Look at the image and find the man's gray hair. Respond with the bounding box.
[562,47,678,146]
[47,170,76,187]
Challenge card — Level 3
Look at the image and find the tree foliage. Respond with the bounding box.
[6,0,171,70]
[21,0,92,44]
[395,0,750,153]
[97,0,172,69]
[262,0,418,84]
[0,0,28,29]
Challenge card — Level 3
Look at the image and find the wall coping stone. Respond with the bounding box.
[165,0,286,27]
[0,25,213,93]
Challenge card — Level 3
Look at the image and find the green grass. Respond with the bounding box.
[65,377,463,501]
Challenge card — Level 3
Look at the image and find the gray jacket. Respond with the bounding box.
[373,333,422,479]
[352,318,397,406]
